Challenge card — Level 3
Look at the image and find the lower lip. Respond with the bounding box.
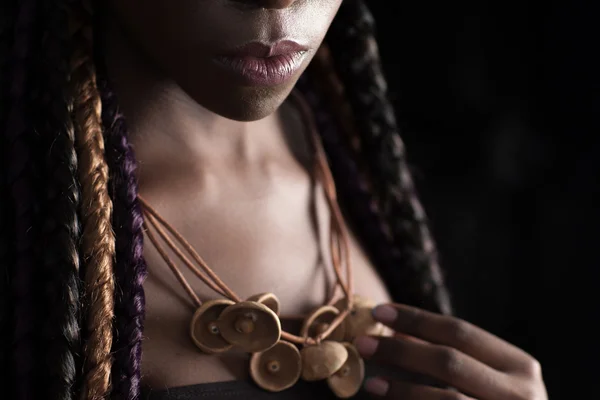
[214,51,307,87]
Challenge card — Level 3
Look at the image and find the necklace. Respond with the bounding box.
[139,91,384,398]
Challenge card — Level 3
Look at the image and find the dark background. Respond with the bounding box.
[369,2,599,399]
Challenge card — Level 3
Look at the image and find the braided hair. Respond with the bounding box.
[68,1,116,398]
[0,0,17,393]
[98,75,147,400]
[35,0,82,398]
[0,0,451,398]
[323,0,451,314]
[4,0,43,398]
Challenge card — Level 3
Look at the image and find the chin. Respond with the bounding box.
[183,79,299,122]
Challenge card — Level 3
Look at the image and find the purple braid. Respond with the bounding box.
[4,0,40,398]
[98,78,147,400]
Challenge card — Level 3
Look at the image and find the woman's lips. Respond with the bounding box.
[214,40,309,86]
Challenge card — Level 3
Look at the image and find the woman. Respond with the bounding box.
[0,0,547,399]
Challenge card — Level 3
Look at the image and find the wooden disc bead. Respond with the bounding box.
[190,299,235,354]
[235,317,256,334]
[327,343,365,398]
[334,295,384,342]
[301,305,346,342]
[217,301,281,353]
[300,341,348,381]
[246,293,281,315]
[250,340,302,392]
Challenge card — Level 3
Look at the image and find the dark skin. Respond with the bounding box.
[108,0,342,121]
[103,0,548,398]
[357,305,548,399]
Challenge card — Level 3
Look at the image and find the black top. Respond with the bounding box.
[140,364,437,399]
[141,380,371,399]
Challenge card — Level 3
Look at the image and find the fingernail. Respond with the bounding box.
[354,336,379,358]
[372,305,398,324]
[364,377,389,396]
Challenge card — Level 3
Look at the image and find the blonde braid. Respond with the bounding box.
[69,2,116,399]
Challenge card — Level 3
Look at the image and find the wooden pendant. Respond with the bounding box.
[300,341,348,381]
[189,299,235,354]
[246,293,281,315]
[327,343,365,398]
[300,305,346,342]
[334,295,384,342]
[250,340,302,392]
[217,301,281,353]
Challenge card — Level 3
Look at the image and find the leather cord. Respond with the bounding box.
[138,90,353,346]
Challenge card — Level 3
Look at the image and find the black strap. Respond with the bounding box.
[141,379,352,399]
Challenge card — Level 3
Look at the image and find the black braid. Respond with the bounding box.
[34,0,82,398]
[325,0,451,313]
[296,72,400,280]
[299,60,438,312]
[5,0,45,396]
[0,0,17,393]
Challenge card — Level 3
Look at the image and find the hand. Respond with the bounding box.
[354,304,548,400]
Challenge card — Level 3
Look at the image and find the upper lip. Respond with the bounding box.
[223,40,308,58]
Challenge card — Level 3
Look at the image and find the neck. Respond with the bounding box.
[101,17,300,188]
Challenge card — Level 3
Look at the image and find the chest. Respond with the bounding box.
[139,171,391,389]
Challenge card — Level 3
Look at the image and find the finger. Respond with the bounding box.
[356,336,513,400]
[373,304,535,373]
[364,377,476,400]
[394,332,428,345]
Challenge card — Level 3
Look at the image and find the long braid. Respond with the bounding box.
[297,72,398,270]
[35,0,83,398]
[0,0,17,393]
[69,3,116,399]
[299,63,442,313]
[99,77,148,400]
[4,0,42,398]
[300,64,445,314]
[326,0,451,313]
[302,49,411,299]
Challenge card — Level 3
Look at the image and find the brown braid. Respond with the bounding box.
[69,3,115,399]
